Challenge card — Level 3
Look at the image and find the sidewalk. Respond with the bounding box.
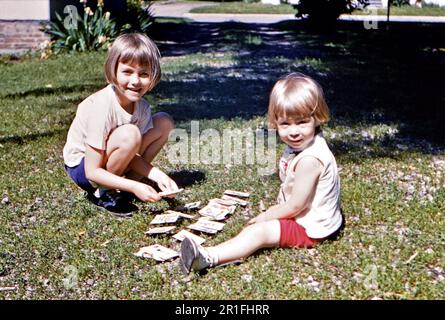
[152,1,445,24]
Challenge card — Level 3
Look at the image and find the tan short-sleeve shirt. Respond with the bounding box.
[63,85,153,167]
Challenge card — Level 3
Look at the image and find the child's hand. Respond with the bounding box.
[132,182,161,202]
[148,167,179,198]
[248,212,268,225]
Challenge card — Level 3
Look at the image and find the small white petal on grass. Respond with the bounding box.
[241,274,252,282]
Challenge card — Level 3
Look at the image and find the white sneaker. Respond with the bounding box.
[180,237,214,274]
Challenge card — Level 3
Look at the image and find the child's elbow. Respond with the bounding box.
[286,201,308,217]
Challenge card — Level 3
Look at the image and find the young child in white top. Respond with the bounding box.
[180,72,343,273]
[63,33,179,214]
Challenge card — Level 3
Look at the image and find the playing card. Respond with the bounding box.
[187,219,225,234]
[224,190,250,198]
[199,202,231,220]
[184,201,201,210]
[209,198,238,207]
[134,244,178,261]
[145,226,176,235]
[159,188,184,197]
[221,194,249,206]
[150,212,180,225]
[172,229,206,245]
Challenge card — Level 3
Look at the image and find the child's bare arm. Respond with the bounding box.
[249,156,322,223]
[84,145,161,202]
[129,155,179,192]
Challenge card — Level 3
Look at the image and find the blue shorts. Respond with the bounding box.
[64,158,96,194]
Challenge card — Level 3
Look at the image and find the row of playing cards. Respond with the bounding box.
[136,190,250,262]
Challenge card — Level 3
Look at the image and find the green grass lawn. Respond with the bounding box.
[188,1,445,16]
[352,5,445,16]
[190,2,295,14]
[0,19,444,299]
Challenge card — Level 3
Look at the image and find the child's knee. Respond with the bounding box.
[153,112,174,134]
[248,221,280,245]
[114,124,142,150]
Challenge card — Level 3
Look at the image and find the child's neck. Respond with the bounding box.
[115,92,136,114]
[121,101,135,115]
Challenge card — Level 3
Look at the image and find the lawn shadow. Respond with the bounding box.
[168,169,206,188]
[1,83,101,99]
[150,19,445,154]
[0,128,66,144]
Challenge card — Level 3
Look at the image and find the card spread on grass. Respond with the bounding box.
[187,219,225,234]
[224,190,250,198]
[172,230,206,245]
[150,212,180,225]
[199,202,232,220]
[134,245,178,261]
[221,194,249,206]
[165,210,195,219]
[183,201,202,210]
[209,198,238,207]
[145,226,176,235]
[158,188,184,197]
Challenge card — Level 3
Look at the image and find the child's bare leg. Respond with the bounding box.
[105,124,142,176]
[126,112,174,181]
[140,112,174,163]
[208,220,281,265]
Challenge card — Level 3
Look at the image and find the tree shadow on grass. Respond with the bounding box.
[0,128,66,144]
[0,83,101,100]
[150,19,445,154]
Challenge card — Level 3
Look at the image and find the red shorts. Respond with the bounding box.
[279,218,321,248]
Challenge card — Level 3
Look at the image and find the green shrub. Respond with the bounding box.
[293,0,369,25]
[392,0,410,7]
[41,0,155,55]
[41,1,118,53]
[121,1,155,34]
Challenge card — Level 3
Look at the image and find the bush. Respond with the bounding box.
[392,0,410,7]
[41,0,155,54]
[121,0,155,34]
[293,0,369,25]
[41,1,118,53]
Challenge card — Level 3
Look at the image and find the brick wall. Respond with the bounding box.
[0,20,50,53]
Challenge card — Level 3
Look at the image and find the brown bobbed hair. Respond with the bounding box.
[104,33,161,92]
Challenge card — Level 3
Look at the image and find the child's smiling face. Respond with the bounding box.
[114,61,151,110]
[276,115,317,151]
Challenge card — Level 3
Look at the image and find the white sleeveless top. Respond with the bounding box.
[277,133,342,239]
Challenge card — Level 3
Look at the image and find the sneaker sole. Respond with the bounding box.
[180,237,197,274]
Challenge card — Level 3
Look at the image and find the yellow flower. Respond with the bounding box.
[84,6,93,15]
[98,35,107,44]
[97,0,104,7]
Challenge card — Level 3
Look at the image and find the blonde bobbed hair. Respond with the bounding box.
[268,72,330,129]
